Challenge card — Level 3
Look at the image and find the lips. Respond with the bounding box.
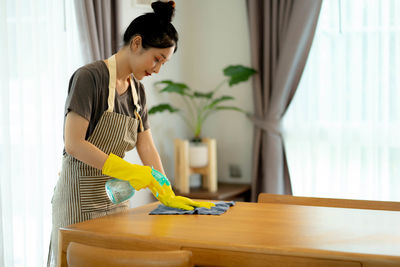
[145,71,151,76]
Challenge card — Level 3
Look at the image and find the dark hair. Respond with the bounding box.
[123,1,178,52]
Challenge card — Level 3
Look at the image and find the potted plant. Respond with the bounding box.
[149,65,256,167]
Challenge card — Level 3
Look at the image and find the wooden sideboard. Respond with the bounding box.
[173,182,251,201]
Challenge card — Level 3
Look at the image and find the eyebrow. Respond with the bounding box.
[160,53,166,60]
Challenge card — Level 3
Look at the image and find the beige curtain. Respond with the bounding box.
[74,0,118,62]
[247,0,322,200]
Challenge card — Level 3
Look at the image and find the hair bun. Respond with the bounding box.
[151,1,175,22]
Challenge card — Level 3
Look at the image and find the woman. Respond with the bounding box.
[48,1,213,266]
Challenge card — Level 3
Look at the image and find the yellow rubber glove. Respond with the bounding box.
[102,153,154,190]
[148,168,215,210]
[102,153,215,210]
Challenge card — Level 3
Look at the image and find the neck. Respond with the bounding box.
[114,48,132,82]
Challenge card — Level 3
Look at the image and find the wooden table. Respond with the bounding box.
[58,201,400,267]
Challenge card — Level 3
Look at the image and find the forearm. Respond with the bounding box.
[64,111,108,170]
[65,140,108,170]
[137,144,165,175]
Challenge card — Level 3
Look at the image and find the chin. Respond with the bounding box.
[134,74,144,80]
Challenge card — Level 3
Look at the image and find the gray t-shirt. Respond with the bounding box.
[63,60,149,154]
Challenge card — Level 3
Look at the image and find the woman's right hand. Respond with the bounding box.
[102,153,215,210]
[102,153,155,190]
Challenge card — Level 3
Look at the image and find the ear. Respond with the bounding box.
[130,35,142,52]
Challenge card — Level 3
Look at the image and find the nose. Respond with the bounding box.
[153,63,161,74]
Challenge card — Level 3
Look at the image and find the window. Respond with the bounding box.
[283,0,400,201]
[0,0,83,266]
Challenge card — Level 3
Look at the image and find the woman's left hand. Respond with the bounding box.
[148,172,215,210]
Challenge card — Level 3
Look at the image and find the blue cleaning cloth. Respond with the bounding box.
[149,201,235,215]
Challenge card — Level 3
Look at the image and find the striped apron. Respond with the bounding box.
[47,55,144,267]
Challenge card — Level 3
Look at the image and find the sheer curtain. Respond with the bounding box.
[283,0,400,201]
[0,0,83,266]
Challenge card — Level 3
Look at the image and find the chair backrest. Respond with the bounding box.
[67,242,193,267]
[257,193,400,211]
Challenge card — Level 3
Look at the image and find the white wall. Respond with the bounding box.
[176,0,253,185]
[117,0,253,207]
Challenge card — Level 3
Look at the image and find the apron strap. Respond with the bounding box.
[106,55,144,131]
[129,74,144,132]
[129,74,141,113]
[106,55,117,112]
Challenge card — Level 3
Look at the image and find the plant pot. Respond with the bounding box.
[189,142,208,167]
[174,138,217,193]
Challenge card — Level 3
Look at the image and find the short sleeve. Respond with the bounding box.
[64,68,96,121]
[137,82,150,132]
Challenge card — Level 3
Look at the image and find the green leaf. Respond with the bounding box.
[214,105,246,113]
[206,95,234,110]
[148,104,179,115]
[193,91,214,99]
[223,65,257,86]
[155,80,190,95]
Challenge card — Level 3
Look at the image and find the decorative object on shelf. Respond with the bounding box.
[174,138,217,194]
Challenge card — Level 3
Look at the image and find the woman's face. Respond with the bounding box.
[131,44,175,80]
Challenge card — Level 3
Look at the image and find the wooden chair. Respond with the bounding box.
[66,242,193,267]
[257,193,400,211]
